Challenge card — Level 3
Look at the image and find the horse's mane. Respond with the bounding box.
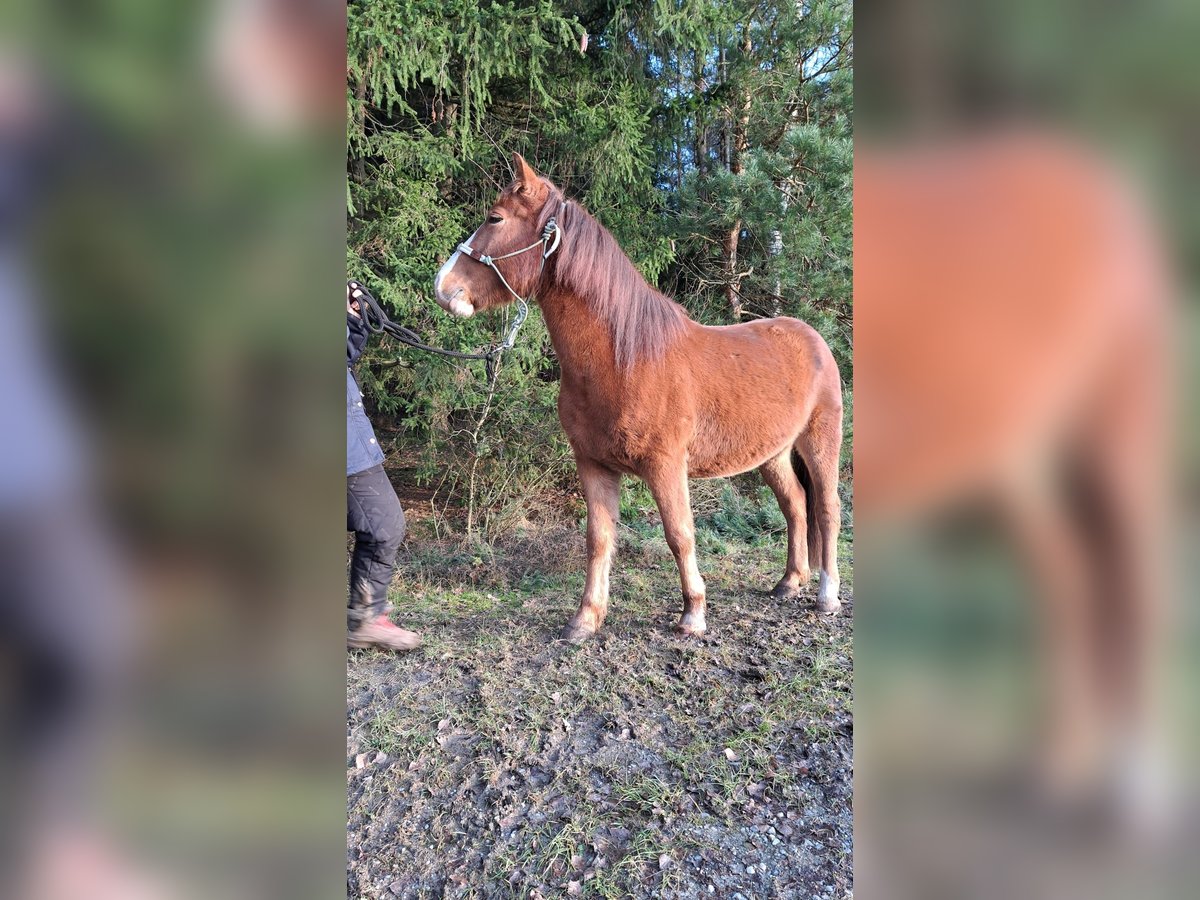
[549,196,687,369]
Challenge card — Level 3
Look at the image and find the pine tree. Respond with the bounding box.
[347,0,853,536]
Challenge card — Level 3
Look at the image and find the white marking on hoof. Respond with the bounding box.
[817,569,841,612]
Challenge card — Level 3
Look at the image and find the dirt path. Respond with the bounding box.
[347,527,852,899]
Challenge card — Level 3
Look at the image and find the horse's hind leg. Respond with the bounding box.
[1076,331,1169,822]
[760,448,811,599]
[643,462,707,637]
[796,402,844,613]
[994,468,1101,798]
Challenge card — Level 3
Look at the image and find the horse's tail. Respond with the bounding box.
[791,449,821,574]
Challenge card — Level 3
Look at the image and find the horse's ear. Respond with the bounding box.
[511,152,541,194]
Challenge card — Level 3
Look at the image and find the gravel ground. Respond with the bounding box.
[347,523,852,899]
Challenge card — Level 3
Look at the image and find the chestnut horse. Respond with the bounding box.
[434,153,844,643]
[856,133,1171,808]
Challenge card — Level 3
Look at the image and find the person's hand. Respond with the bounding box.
[347,282,361,318]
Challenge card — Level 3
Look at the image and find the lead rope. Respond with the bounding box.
[349,280,520,384]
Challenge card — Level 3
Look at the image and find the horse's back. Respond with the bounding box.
[691,316,838,384]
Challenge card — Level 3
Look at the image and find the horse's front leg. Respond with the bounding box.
[644,464,707,637]
[561,458,621,644]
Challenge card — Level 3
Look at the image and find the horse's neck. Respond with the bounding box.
[538,285,617,379]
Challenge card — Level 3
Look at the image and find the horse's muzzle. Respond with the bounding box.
[436,287,475,318]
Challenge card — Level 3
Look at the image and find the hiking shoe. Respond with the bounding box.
[347,614,421,651]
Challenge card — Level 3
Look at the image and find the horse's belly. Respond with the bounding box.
[687,417,799,478]
[558,387,675,472]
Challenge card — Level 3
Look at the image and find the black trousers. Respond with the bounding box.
[1,502,131,829]
[346,464,406,630]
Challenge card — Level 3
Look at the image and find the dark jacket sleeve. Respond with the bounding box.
[347,313,370,365]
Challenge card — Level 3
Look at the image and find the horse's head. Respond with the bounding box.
[434,153,561,318]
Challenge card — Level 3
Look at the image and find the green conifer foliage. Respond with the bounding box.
[347,0,852,536]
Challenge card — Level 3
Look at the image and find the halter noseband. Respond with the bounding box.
[456,201,564,305]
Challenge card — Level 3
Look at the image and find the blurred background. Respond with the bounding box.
[855,0,1198,897]
[0,1,346,897]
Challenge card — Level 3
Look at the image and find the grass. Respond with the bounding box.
[361,708,438,758]
[347,484,853,898]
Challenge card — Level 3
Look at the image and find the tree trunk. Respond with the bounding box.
[694,49,707,178]
[724,224,743,320]
[771,182,788,316]
[719,44,729,169]
[677,56,685,191]
[354,77,367,182]
[723,23,752,321]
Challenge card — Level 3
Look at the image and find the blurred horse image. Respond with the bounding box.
[855,132,1173,814]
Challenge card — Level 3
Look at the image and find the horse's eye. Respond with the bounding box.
[487,214,503,225]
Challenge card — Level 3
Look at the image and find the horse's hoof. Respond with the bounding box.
[560,623,596,644]
[672,618,707,638]
[769,583,802,601]
[816,572,841,614]
[816,597,841,615]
